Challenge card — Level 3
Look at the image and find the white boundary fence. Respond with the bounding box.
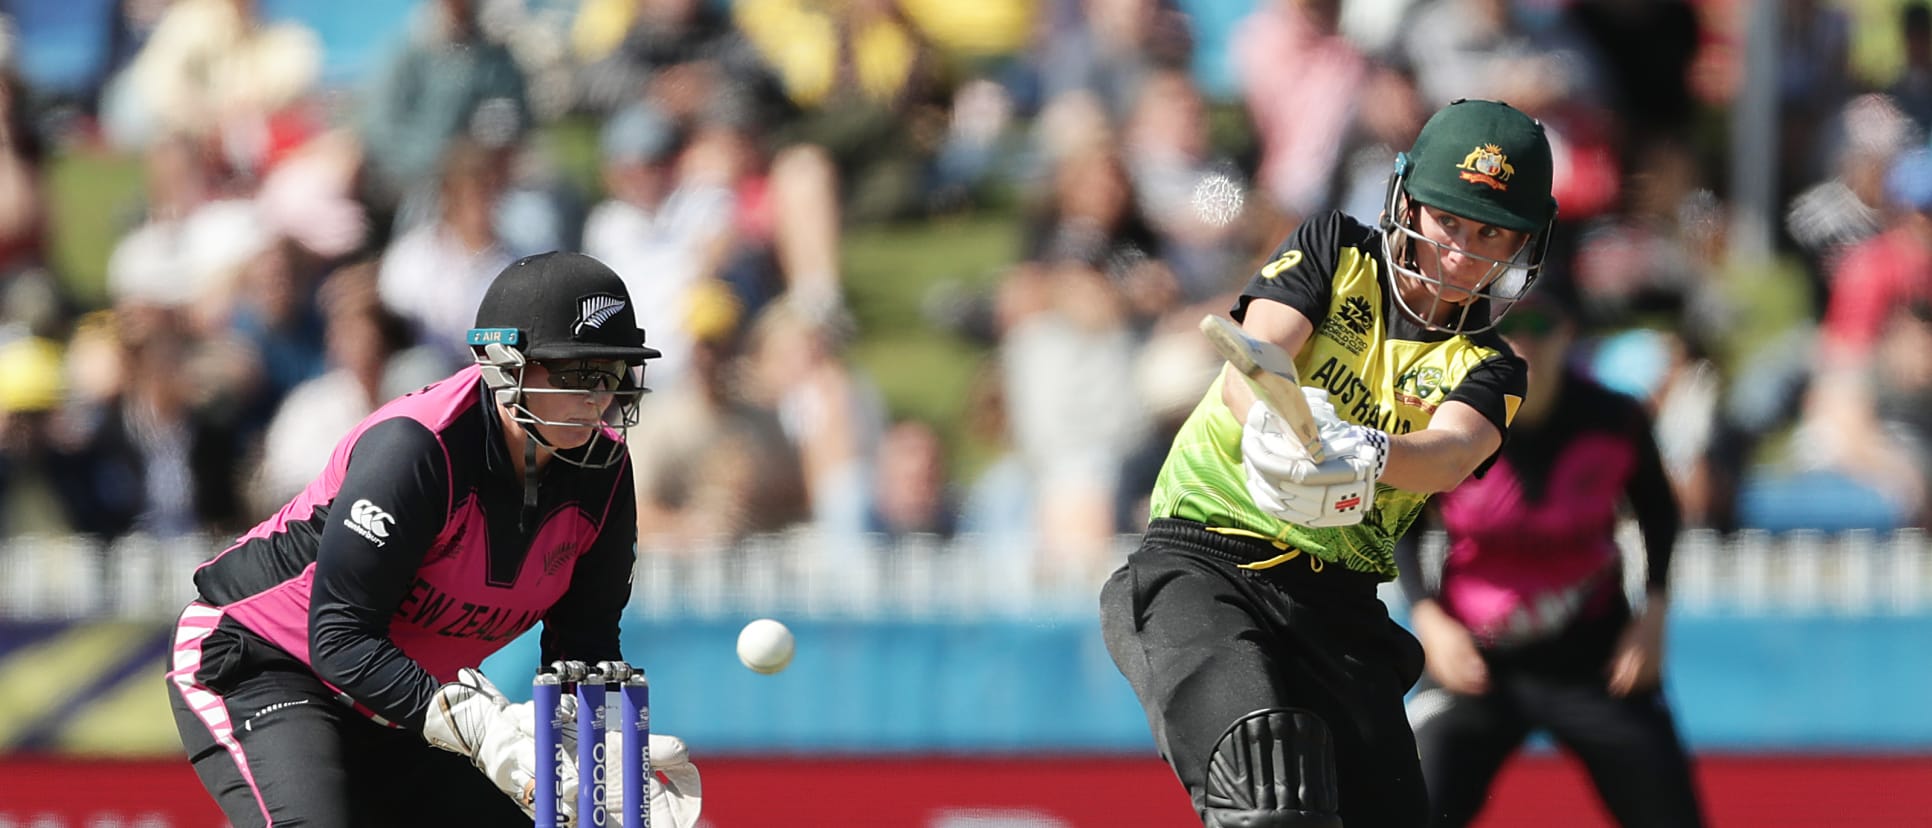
[2,528,1929,621]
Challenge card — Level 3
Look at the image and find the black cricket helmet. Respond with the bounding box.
[468,251,660,468]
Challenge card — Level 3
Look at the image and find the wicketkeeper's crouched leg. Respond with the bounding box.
[166,620,527,828]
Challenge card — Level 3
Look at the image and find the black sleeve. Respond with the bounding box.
[1618,397,1682,593]
[1442,343,1527,478]
[309,418,451,731]
[1447,332,1527,437]
[540,462,638,665]
[1231,211,1371,327]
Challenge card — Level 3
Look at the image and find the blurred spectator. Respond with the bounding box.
[1019,145,1170,329]
[1777,0,1853,206]
[1890,3,1932,135]
[359,0,531,211]
[105,135,274,329]
[0,273,68,535]
[99,0,321,172]
[1590,327,1727,531]
[574,0,791,130]
[247,264,416,512]
[1797,149,1932,527]
[46,311,242,539]
[955,358,1040,607]
[1570,138,1716,327]
[1114,325,1217,532]
[84,0,171,119]
[376,137,518,370]
[743,294,885,545]
[0,68,48,277]
[1393,0,1605,115]
[1232,0,1368,222]
[630,284,807,553]
[1784,94,1914,293]
[583,103,737,391]
[1122,67,1247,300]
[220,237,331,438]
[1793,301,1932,529]
[998,260,1148,578]
[1566,0,1701,159]
[735,0,947,222]
[1817,147,1932,361]
[1392,0,1620,230]
[896,0,1034,61]
[928,76,1020,212]
[758,143,850,313]
[1869,301,1932,521]
[254,127,373,263]
[866,418,958,539]
[1035,0,1192,122]
[1331,62,1428,224]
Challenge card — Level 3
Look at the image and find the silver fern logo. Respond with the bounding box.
[573,294,626,336]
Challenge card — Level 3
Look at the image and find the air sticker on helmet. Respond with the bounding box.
[467,328,523,346]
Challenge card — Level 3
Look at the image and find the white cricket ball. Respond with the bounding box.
[736,618,795,674]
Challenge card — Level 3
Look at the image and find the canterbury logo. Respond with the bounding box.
[574,294,626,336]
[344,498,395,546]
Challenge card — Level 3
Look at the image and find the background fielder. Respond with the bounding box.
[1398,292,1706,828]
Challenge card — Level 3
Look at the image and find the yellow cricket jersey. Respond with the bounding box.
[1149,211,1526,580]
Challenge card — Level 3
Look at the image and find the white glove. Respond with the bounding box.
[586,730,703,828]
[422,667,548,815]
[525,690,703,828]
[1241,396,1390,528]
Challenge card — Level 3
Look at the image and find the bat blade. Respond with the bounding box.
[1199,314,1327,462]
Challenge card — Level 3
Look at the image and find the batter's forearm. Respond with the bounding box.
[1381,428,1496,493]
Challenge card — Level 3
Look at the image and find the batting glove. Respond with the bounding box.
[1241,400,1388,528]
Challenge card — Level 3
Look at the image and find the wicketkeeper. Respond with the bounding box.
[165,252,700,827]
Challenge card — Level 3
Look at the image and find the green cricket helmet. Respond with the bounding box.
[1381,99,1558,334]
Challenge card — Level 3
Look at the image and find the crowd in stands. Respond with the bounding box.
[0,0,1927,586]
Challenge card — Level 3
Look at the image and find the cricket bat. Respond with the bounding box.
[1199,314,1327,462]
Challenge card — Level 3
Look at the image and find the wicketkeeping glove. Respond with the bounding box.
[422,667,548,815]
[560,730,702,828]
[511,680,703,828]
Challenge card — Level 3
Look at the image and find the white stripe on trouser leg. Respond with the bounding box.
[169,603,274,827]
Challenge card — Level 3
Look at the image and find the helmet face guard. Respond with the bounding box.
[1378,158,1553,335]
[474,341,650,469]
[1379,99,1558,335]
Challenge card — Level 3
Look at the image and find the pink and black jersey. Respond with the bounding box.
[183,366,637,729]
[1397,368,1679,647]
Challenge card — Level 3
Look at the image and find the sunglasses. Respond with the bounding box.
[541,360,634,392]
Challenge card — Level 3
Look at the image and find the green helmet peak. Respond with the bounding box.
[1400,99,1556,232]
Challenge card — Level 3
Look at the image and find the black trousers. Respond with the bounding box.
[1408,607,1706,828]
[166,617,529,828]
[1101,519,1429,827]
